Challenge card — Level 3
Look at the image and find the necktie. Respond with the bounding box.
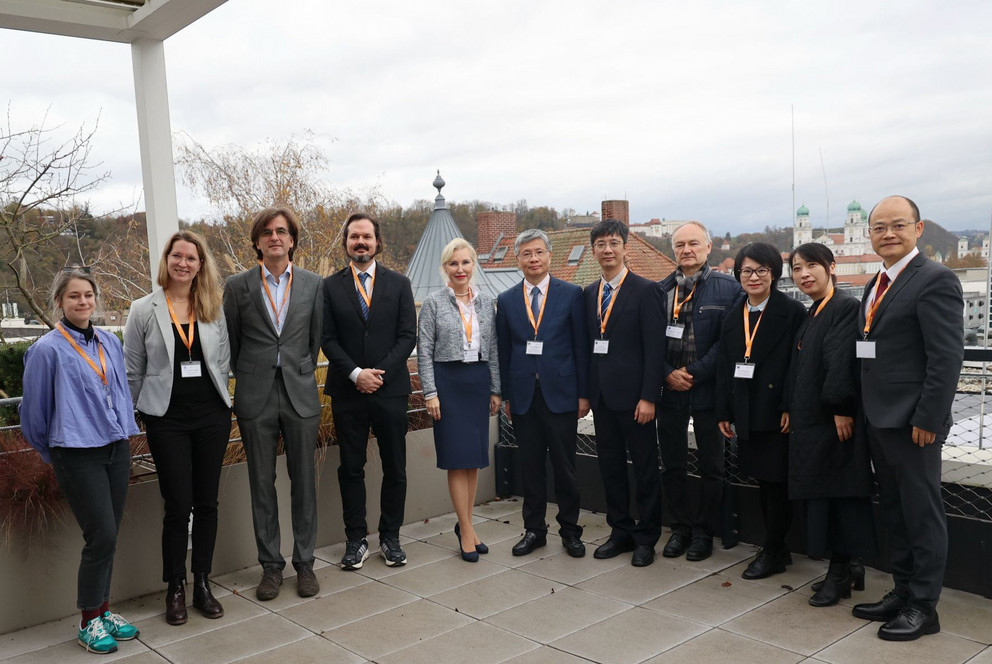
[358,272,370,320]
[531,286,541,321]
[601,282,612,320]
[875,271,891,302]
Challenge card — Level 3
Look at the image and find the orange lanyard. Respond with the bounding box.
[456,289,475,346]
[523,281,548,337]
[165,294,196,360]
[863,265,906,336]
[742,304,766,362]
[56,322,107,387]
[672,282,696,322]
[261,263,293,326]
[812,287,834,318]
[597,270,628,336]
[351,263,374,312]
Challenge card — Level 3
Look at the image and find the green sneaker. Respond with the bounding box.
[77,616,118,654]
[102,611,139,640]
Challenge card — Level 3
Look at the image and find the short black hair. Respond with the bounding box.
[868,195,920,224]
[789,242,837,285]
[733,242,783,287]
[590,219,628,246]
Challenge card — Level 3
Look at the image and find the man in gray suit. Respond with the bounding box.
[223,206,323,601]
[852,195,963,641]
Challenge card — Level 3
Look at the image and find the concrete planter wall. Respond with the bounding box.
[0,420,497,634]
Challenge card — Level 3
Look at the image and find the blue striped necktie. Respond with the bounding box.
[531,286,541,320]
[358,272,370,320]
[601,282,612,320]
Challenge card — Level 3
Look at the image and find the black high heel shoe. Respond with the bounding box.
[453,523,480,562]
[812,557,866,593]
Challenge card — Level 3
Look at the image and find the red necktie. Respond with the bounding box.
[875,271,890,301]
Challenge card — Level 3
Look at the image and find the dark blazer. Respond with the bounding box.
[223,265,323,419]
[497,276,590,415]
[583,270,664,411]
[321,263,417,400]
[658,268,744,410]
[859,253,963,435]
[786,291,872,500]
[715,288,806,439]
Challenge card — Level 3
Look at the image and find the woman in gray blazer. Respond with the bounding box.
[124,230,231,626]
[418,238,501,562]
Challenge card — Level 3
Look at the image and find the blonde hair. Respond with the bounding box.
[438,238,478,283]
[156,230,224,322]
[51,267,99,317]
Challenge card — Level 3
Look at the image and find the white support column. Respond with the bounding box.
[131,38,179,283]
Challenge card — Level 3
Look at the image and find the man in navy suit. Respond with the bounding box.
[584,219,665,567]
[852,196,963,641]
[497,229,590,558]
[322,213,417,571]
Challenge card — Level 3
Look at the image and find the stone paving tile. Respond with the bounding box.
[485,586,630,644]
[430,569,559,619]
[643,628,805,664]
[934,586,992,645]
[722,553,827,593]
[398,513,461,540]
[234,563,370,613]
[721,590,865,656]
[156,614,310,664]
[501,646,593,664]
[322,599,472,660]
[278,581,416,633]
[376,621,537,664]
[134,593,268,649]
[813,619,985,664]
[235,636,365,664]
[472,498,523,520]
[0,616,79,660]
[344,541,454,580]
[551,606,708,664]
[643,572,787,626]
[516,548,631,586]
[375,555,503,597]
[576,559,710,604]
[967,647,992,663]
[1,636,152,664]
[422,519,525,553]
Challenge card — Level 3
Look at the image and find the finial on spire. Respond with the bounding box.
[433,170,445,193]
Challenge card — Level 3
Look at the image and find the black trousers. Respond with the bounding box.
[145,403,231,581]
[757,479,792,552]
[511,383,582,539]
[50,440,130,610]
[334,394,408,541]
[657,405,725,538]
[868,423,947,610]
[593,406,662,547]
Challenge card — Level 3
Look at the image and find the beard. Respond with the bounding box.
[349,247,373,264]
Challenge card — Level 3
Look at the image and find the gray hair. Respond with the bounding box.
[514,229,551,254]
[51,267,99,315]
[671,221,712,247]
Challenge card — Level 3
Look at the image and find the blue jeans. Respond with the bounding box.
[50,440,130,610]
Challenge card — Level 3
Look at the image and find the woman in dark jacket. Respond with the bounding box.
[787,243,876,606]
[717,242,806,580]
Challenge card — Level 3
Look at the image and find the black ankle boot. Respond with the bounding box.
[192,573,224,619]
[809,558,852,607]
[850,557,865,591]
[166,578,188,625]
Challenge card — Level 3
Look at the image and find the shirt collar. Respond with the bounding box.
[748,295,770,312]
[524,273,551,296]
[262,261,293,284]
[353,259,376,278]
[601,267,628,289]
[883,247,919,280]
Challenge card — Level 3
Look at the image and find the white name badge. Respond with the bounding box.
[593,339,610,354]
[526,340,544,355]
[181,361,203,378]
[734,362,755,379]
[666,324,685,340]
[463,350,479,363]
[856,341,877,359]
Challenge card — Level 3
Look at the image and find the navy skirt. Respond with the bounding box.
[432,361,491,470]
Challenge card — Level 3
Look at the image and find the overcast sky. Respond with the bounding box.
[3,0,991,234]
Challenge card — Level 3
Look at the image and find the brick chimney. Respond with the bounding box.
[477,210,517,254]
[601,200,629,225]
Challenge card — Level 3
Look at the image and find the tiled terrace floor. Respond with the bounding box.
[3,498,991,664]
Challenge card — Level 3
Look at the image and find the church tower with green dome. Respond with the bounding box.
[793,204,812,248]
[842,199,868,255]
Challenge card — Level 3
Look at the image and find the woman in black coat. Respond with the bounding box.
[787,243,876,606]
[717,242,806,580]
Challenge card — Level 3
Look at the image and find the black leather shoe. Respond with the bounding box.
[878,607,940,641]
[192,573,224,619]
[631,545,655,567]
[512,531,547,556]
[593,539,635,559]
[809,560,851,608]
[662,531,690,558]
[562,536,586,558]
[741,549,788,580]
[165,579,188,626]
[685,536,713,562]
[852,590,908,622]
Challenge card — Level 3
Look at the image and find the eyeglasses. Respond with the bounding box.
[261,227,290,237]
[593,240,624,250]
[740,267,771,278]
[519,249,548,260]
[169,253,200,265]
[869,222,912,235]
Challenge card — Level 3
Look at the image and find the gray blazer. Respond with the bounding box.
[124,289,232,417]
[417,287,500,399]
[223,264,323,419]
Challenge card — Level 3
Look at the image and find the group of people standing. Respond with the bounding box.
[19,194,962,654]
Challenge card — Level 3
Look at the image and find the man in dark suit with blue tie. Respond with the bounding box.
[584,219,665,567]
[496,229,590,558]
[322,213,417,571]
[852,195,963,641]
